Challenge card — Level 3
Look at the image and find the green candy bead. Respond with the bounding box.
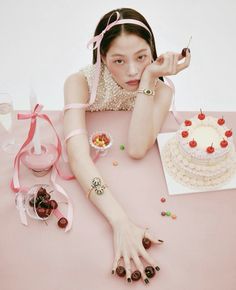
[120,144,125,150]
[166,211,171,216]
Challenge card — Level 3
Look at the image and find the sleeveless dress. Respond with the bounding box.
[80,63,138,112]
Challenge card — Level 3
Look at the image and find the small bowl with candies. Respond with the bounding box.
[89,131,113,156]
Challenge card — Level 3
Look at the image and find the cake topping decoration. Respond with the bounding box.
[217,117,225,125]
[189,139,197,148]
[220,139,228,148]
[225,130,233,137]
[198,109,205,120]
[206,143,215,154]
[185,120,192,126]
[181,130,189,138]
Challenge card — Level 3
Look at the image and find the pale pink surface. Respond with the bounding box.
[0,111,236,290]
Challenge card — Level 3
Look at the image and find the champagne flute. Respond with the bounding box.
[0,92,20,154]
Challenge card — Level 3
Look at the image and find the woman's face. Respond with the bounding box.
[103,33,153,91]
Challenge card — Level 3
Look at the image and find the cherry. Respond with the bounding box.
[185,120,192,126]
[50,200,58,210]
[145,266,156,278]
[189,139,197,148]
[58,217,68,228]
[37,187,47,197]
[131,270,141,281]
[206,144,215,154]
[225,130,233,137]
[181,130,189,138]
[142,237,152,249]
[198,109,205,120]
[36,207,47,218]
[217,117,225,125]
[181,47,190,57]
[220,139,228,148]
[116,266,126,277]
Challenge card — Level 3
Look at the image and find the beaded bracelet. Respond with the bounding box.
[87,177,107,199]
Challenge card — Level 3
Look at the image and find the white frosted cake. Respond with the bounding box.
[162,113,236,189]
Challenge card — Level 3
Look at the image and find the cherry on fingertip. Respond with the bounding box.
[116,266,126,277]
[142,237,152,249]
[181,47,191,57]
[145,266,156,278]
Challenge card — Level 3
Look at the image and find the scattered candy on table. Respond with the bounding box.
[120,144,125,150]
[112,160,119,166]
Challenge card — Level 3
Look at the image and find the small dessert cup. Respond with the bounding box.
[89,131,113,157]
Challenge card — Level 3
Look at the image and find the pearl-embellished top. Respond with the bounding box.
[80,64,137,112]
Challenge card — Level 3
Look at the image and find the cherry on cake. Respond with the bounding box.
[162,114,236,189]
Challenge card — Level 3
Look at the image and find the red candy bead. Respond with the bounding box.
[58,217,68,228]
[160,197,166,203]
[161,211,166,216]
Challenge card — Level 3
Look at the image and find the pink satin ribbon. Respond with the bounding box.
[11,104,74,231]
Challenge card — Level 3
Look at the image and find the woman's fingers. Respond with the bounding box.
[123,251,132,282]
[131,252,150,284]
[144,230,164,245]
[139,247,161,272]
[176,50,191,73]
[112,251,121,274]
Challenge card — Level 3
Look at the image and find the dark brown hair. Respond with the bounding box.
[92,8,158,64]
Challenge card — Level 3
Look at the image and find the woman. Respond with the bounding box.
[63,7,190,284]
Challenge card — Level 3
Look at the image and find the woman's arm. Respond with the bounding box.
[64,72,127,225]
[128,51,191,159]
[128,78,172,159]
[64,73,162,284]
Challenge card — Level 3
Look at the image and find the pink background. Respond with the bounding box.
[1,111,236,290]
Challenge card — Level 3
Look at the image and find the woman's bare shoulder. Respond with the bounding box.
[64,72,89,104]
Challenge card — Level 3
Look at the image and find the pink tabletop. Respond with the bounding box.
[0,111,236,290]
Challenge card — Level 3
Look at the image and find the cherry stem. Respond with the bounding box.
[186,36,192,48]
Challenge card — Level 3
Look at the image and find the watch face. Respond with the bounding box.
[144,89,153,95]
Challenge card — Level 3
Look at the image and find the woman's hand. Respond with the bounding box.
[141,50,191,81]
[111,217,163,284]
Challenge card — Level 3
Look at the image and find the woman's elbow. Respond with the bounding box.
[128,146,147,160]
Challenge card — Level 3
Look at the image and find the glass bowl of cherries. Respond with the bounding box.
[15,184,68,229]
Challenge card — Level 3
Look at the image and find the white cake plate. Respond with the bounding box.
[157,132,236,195]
